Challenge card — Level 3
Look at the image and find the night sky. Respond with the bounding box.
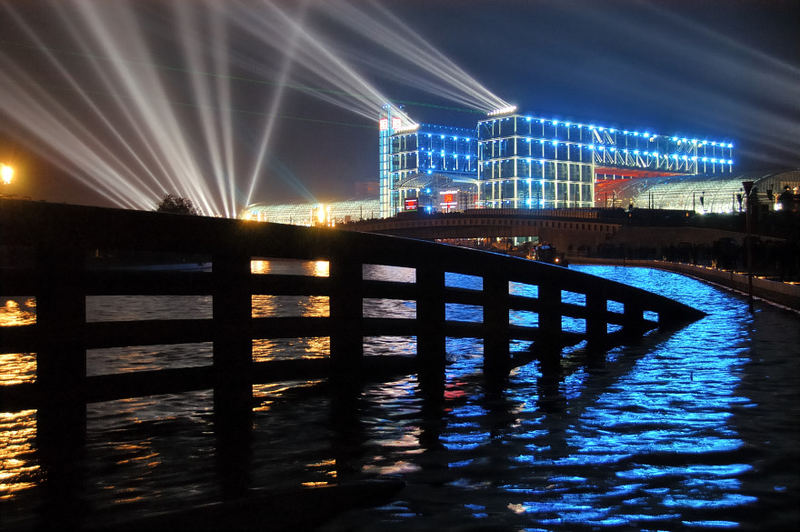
[0,0,798,212]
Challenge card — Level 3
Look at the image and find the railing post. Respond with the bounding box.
[35,241,87,527]
[416,267,446,380]
[212,249,253,412]
[212,248,253,498]
[329,251,363,374]
[586,288,608,349]
[35,242,87,448]
[536,283,562,374]
[483,276,509,377]
[623,300,646,338]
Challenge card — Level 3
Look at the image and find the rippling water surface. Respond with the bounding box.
[1,263,798,530]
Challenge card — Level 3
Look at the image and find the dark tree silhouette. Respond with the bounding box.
[155,194,198,215]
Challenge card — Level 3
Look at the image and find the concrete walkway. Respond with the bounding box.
[569,257,800,312]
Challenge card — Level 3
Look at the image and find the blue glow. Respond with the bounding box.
[599,127,605,131]
[565,122,572,127]
[426,170,432,175]
[553,120,559,125]
[623,130,629,134]
[711,141,717,146]
[652,151,659,157]
[633,131,640,136]
[466,155,470,160]
[643,131,650,137]
[682,155,688,161]
[589,125,596,130]
[609,147,616,152]
[525,117,532,121]
[598,145,604,151]
[727,143,733,148]
[526,138,531,143]
[588,144,596,150]
[682,138,688,143]
[552,140,558,146]
[609,128,616,133]
[702,157,708,162]
[440,135,445,139]
[711,158,718,163]
[633,150,640,155]
[672,154,679,159]
[643,151,650,156]
[728,159,733,164]
[672,136,679,141]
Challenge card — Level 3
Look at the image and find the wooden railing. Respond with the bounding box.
[0,199,704,442]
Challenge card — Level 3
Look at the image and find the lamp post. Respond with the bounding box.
[742,180,754,311]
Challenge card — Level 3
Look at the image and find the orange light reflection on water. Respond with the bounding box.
[1,298,38,386]
[0,410,40,500]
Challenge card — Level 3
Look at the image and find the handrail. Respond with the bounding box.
[0,198,704,423]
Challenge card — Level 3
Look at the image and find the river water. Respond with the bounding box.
[1,263,798,530]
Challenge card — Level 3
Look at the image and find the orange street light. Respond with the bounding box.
[1,163,14,185]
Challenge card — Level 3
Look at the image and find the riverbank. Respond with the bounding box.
[569,256,800,312]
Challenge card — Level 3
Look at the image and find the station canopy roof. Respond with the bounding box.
[594,169,800,213]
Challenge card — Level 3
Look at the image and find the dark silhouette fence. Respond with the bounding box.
[1,199,704,449]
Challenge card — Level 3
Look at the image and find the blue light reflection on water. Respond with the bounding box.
[323,265,800,531]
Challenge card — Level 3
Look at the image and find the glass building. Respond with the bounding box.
[380,104,735,216]
[379,104,478,217]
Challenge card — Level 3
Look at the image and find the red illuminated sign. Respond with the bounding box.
[404,198,418,211]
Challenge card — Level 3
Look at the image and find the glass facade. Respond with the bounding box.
[380,105,735,217]
[389,124,479,215]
